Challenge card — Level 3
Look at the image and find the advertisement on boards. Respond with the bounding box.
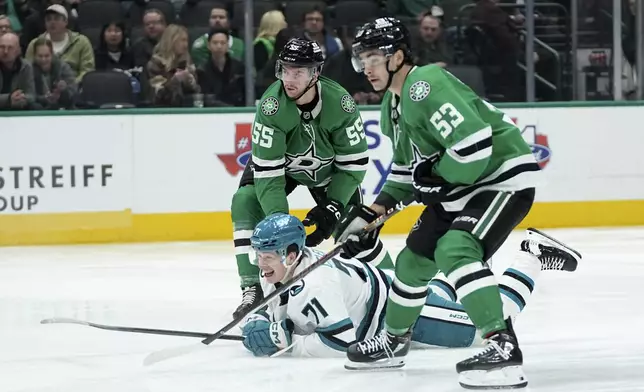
[0,116,132,214]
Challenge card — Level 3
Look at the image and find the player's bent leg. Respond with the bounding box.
[231,185,266,318]
[438,189,536,389]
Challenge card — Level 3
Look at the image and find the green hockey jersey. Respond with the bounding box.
[252,76,369,215]
[380,65,541,212]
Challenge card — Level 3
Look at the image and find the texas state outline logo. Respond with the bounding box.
[216,123,252,175]
[513,118,551,169]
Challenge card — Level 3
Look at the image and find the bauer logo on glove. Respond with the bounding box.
[412,157,455,205]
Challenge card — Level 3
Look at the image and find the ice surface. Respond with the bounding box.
[1,228,644,392]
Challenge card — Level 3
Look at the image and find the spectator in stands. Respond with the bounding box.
[197,27,244,107]
[30,37,75,109]
[94,21,135,72]
[0,0,34,36]
[322,25,379,104]
[147,24,199,107]
[253,10,286,71]
[255,26,302,96]
[387,0,439,19]
[132,9,166,68]
[0,14,13,36]
[21,0,76,51]
[301,6,341,59]
[415,9,452,67]
[470,0,522,101]
[0,32,34,109]
[24,4,93,83]
[191,4,243,68]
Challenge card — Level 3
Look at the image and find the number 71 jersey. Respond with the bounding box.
[380,65,541,212]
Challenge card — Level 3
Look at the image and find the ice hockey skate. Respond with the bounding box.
[456,319,527,389]
[233,283,263,319]
[523,228,582,271]
[345,330,411,370]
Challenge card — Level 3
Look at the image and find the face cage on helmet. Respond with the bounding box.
[275,60,323,81]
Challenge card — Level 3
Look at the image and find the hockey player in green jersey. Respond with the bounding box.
[333,18,582,389]
[230,38,394,319]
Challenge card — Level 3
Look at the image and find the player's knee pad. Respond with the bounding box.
[394,247,439,288]
[434,230,485,275]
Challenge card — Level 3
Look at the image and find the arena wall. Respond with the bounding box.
[1,102,643,245]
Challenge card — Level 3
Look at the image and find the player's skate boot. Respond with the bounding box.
[232,283,264,319]
[456,318,527,389]
[345,329,411,370]
[522,228,582,271]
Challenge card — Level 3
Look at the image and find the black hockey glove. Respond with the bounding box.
[303,199,343,247]
[334,204,383,259]
[412,157,455,205]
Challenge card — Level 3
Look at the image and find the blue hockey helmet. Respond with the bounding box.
[250,213,306,259]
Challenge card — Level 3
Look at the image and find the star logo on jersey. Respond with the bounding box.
[409,142,436,172]
[285,143,334,182]
[216,123,252,175]
[409,81,430,101]
[341,94,356,113]
[261,96,279,116]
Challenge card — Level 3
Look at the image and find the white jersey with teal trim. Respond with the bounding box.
[259,247,390,357]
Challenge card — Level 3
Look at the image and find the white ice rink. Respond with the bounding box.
[2,227,644,392]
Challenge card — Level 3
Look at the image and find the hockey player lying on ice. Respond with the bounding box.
[240,213,579,360]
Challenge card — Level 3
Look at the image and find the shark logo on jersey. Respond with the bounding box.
[409,81,430,101]
[341,94,356,113]
[285,143,334,182]
[289,281,305,296]
[261,97,279,116]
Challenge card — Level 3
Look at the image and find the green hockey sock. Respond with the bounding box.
[435,230,506,336]
[385,247,438,335]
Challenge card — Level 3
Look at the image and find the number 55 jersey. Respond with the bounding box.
[251,76,370,216]
[379,65,542,212]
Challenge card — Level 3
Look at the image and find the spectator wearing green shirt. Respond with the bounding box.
[190,4,243,68]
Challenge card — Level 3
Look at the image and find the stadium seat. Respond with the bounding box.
[77,0,125,31]
[331,0,381,28]
[80,71,136,108]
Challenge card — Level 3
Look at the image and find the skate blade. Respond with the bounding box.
[344,358,405,371]
[526,228,582,262]
[458,365,528,390]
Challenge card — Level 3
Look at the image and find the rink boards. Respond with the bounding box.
[1,103,644,245]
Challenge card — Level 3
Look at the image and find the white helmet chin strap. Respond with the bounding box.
[280,250,303,283]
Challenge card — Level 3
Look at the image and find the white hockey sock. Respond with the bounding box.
[499,250,541,319]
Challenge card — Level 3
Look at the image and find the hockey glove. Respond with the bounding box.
[412,157,455,205]
[242,319,294,357]
[303,199,343,247]
[334,204,383,259]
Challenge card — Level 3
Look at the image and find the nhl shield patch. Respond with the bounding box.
[409,81,430,101]
[341,94,356,113]
[261,96,279,116]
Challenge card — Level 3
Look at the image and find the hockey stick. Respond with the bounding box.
[40,317,244,341]
[143,197,415,366]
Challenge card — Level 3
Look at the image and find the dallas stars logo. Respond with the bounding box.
[285,143,334,182]
[408,142,438,172]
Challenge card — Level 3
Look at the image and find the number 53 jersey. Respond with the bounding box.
[380,65,542,212]
[251,76,369,216]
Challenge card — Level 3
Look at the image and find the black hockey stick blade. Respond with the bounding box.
[40,317,244,341]
[201,197,414,346]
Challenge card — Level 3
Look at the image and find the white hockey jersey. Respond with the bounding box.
[258,247,390,357]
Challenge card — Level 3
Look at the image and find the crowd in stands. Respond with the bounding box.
[0,0,626,110]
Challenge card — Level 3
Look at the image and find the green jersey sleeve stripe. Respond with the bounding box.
[446,143,492,164]
[253,168,285,178]
[449,126,492,154]
[252,155,286,167]
[388,172,412,184]
[335,151,370,162]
